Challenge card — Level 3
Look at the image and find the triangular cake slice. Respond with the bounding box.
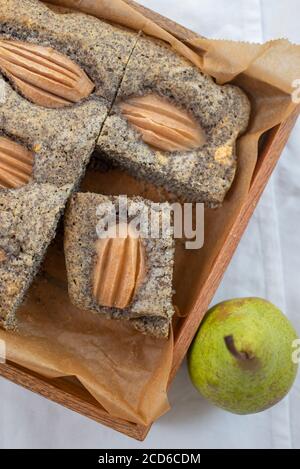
[0,183,71,329]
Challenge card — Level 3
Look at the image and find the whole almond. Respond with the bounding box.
[0,136,34,189]
[0,39,94,108]
[93,223,146,309]
[119,94,206,152]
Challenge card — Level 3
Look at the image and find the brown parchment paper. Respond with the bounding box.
[0,0,300,426]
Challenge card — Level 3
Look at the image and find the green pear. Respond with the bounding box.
[188,298,299,414]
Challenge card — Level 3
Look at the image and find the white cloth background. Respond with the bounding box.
[0,0,299,449]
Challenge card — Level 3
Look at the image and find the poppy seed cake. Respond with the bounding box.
[97,34,251,206]
[0,183,71,329]
[0,0,139,189]
[64,193,175,338]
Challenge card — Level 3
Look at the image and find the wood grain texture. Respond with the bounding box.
[0,361,149,441]
[0,2,299,442]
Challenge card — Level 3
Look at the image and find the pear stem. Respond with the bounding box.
[224,335,253,361]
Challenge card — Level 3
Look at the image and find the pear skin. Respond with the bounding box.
[188,298,299,414]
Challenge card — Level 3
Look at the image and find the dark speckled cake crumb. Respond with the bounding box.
[97,34,251,206]
[0,183,72,329]
[0,0,139,189]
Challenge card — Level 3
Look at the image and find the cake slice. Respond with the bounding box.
[0,85,106,189]
[0,0,138,104]
[0,183,71,329]
[0,0,139,189]
[97,33,251,207]
[64,193,175,338]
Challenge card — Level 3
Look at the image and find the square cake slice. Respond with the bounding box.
[64,193,175,338]
[0,183,71,329]
[97,34,251,206]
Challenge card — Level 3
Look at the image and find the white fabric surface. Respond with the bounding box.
[0,0,299,449]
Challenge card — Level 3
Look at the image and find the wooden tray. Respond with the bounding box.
[0,2,299,442]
